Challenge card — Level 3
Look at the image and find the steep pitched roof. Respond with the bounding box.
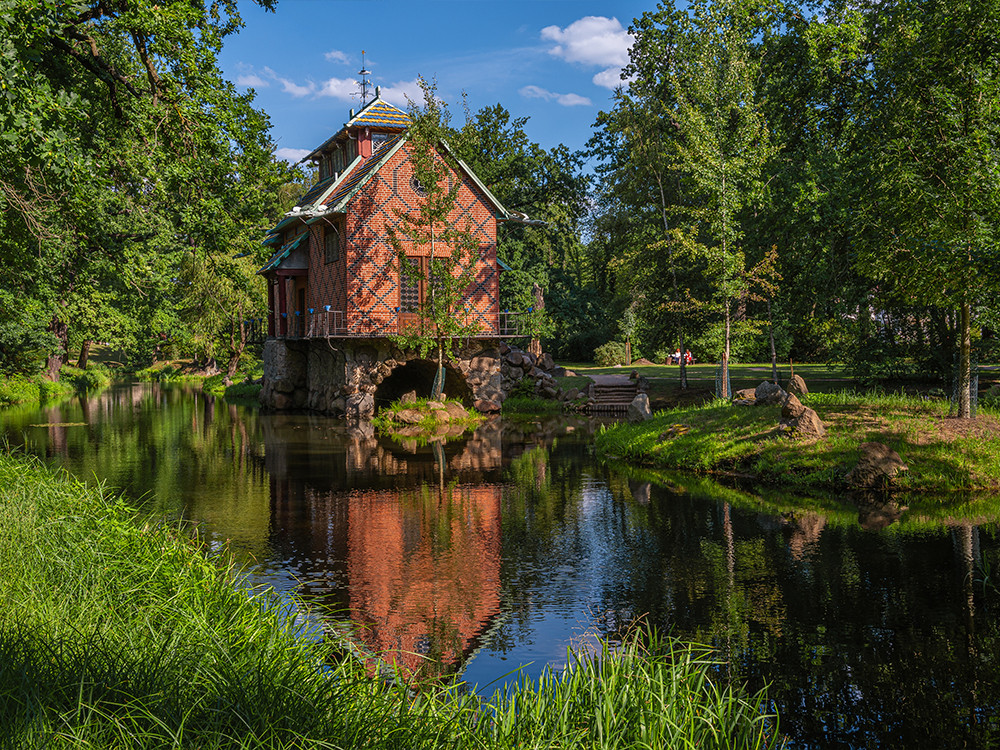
[349,99,411,130]
[305,95,410,162]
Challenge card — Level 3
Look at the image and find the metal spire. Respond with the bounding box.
[358,50,371,106]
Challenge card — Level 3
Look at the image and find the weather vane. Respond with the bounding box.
[358,50,371,106]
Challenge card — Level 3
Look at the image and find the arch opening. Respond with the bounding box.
[374,360,473,412]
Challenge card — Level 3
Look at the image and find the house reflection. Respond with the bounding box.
[263,416,503,678]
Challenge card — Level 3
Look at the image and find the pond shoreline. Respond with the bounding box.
[0,449,782,749]
[595,391,1000,495]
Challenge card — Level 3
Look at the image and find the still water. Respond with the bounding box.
[4,383,1000,748]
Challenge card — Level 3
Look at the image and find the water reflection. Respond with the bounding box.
[262,414,504,678]
[4,385,1000,747]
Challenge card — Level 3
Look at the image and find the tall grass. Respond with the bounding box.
[0,451,782,749]
[484,635,781,749]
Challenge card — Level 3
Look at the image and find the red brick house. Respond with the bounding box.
[258,92,517,418]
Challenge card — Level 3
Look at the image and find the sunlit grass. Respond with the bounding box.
[596,391,1000,493]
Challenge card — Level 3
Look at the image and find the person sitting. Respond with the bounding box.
[684,349,694,365]
[671,349,681,365]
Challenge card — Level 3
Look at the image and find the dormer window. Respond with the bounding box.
[333,147,344,174]
[372,132,389,154]
[319,153,332,180]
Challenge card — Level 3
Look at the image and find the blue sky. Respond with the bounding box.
[219,0,654,166]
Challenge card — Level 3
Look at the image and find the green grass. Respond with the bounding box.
[561,361,854,392]
[373,397,484,439]
[596,391,1000,494]
[0,450,783,749]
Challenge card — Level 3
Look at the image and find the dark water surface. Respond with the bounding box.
[4,383,1000,748]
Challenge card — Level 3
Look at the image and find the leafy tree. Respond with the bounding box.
[0,0,288,379]
[856,0,1000,416]
[388,78,486,397]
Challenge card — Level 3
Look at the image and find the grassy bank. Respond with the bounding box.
[0,451,781,749]
[0,364,112,408]
[596,391,1000,493]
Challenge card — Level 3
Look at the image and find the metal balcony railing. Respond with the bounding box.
[265,309,529,340]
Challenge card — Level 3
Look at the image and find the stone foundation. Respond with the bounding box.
[260,337,503,420]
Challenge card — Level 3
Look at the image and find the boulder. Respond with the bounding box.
[636,375,651,392]
[627,393,653,423]
[444,402,468,420]
[779,400,825,439]
[788,374,808,396]
[400,390,417,405]
[564,387,581,401]
[552,366,568,377]
[629,370,639,379]
[781,393,807,419]
[846,442,908,488]
[733,388,756,405]
[755,381,788,406]
[508,366,524,381]
[474,399,502,413]
[393,408,424,425]
[540,353,555,371]
[505,351,523,367]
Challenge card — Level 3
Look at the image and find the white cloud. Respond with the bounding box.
[592,67,625,90]
[541,16,633,68]
[519,85,592,107]
[236,73,268,88]
[379,79,423,108]
[262,67,315,98]
[324,49,350,64]
[317,76,359,100]
[275,147,312,163]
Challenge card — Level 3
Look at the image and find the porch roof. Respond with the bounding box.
[258,232,309,274]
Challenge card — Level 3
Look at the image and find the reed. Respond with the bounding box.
[0,450,782,749]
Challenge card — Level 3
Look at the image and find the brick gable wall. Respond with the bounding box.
[305,142,499,336]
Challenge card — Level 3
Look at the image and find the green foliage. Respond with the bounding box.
[61,363,112,392]
[0,0,291,380]
[594,341,629,367]
[0,375,40,407]
[224,382,262,401]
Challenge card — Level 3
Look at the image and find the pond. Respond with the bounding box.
[4,382,1000,748]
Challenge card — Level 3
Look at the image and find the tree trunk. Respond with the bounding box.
[678,329,688,389]
[722,298,731,399]
[958,301,971,418]
[432,341,445,399]
[767,298,778,384]
[625,339,632,366]
[46,317,69,381]
[657,173,686,389]
[77,339,92,370]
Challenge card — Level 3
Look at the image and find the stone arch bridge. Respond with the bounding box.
[260,338,503,421]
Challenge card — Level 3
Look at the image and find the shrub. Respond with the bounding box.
[62,363,112,392]
[0,375,39,406]
[594,341,628,366]
[224,382,261,400]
